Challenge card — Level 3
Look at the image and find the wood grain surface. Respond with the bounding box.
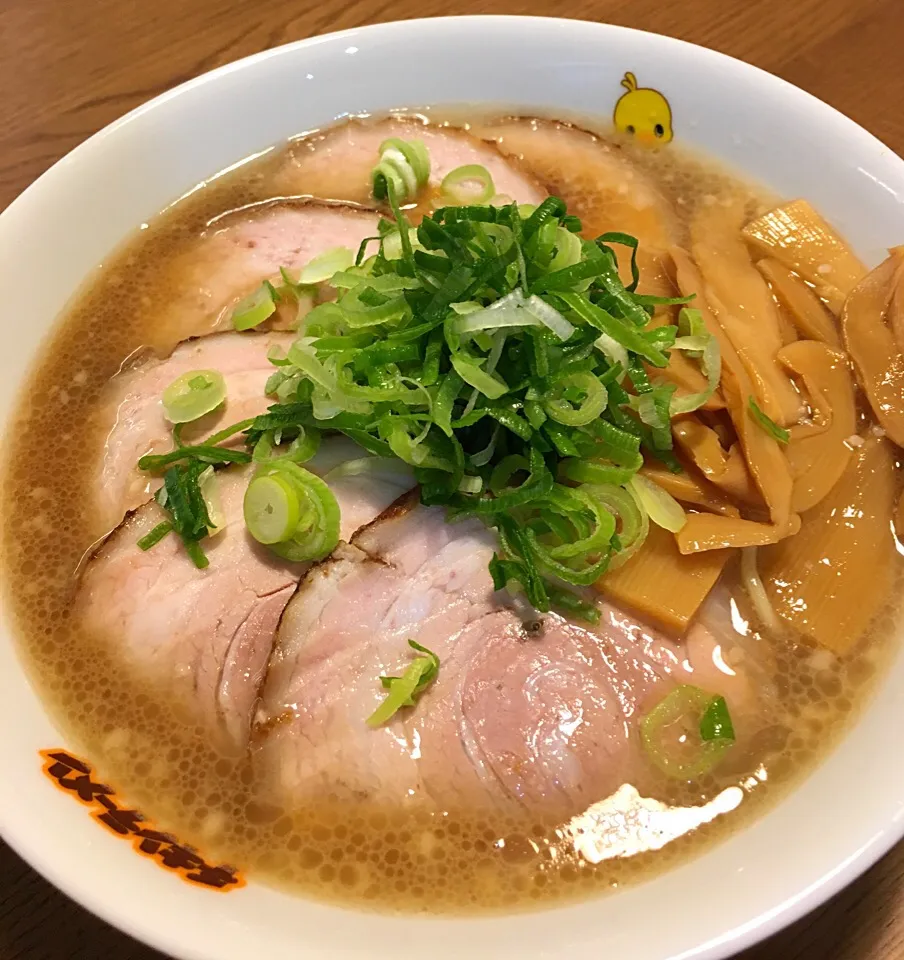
[2,0,904,957]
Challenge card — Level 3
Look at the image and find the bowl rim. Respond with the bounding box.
[1,14,903,960]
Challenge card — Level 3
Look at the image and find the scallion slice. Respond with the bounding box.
[640,685,735,779]
[441,164,495,205]
[243,472,302,544]
[547,227,583,273]
[322,456,415,487]
[748,396,790,444]
[454,303,541,336]
[161,369,226,424]
[525,294,575,341]
[243,460,340,562]
[296,247,355,286]
[382,227,423,261]
[592,333,627,378]
[137,520,173,551]
[198,465,226,536]
[669,308,722,414]
[232,282,277,331]
[450,354,509,399]
[543,371,608,426]
[560,455,642,487]
[372,138,431,204]
[367,639,440,727]
[627,473,686,533]
[590,483,649,570]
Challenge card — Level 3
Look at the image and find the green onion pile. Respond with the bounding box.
[231,194,722,620]
[136,189,725,621]
[366,639,440,727]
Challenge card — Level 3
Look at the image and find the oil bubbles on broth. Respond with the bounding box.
[1,109,901,914]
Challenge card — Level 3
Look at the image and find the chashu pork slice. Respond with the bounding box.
[256,497,761,816]
[152,202,381,348]
[275,118,546,212]
[92,330,294,539]
[76,441,414,750]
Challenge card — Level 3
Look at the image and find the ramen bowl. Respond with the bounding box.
[1,15,904,960]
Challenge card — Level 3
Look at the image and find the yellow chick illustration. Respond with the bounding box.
[613,72,673,144]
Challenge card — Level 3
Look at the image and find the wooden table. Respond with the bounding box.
[2,0,904,956]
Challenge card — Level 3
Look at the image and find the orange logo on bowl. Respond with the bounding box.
[613,72,673,144]
[40,749,245,892]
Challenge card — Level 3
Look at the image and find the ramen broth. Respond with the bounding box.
[2,113,901,913]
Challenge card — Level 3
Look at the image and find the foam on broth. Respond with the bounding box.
[2,113,901,913]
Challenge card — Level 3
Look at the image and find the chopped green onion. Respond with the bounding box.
[454,301,542,336]
[547,227,583,273]
[466,447,553,516]
[138,443,251,472]
[543,371,607,426]
[488,454,529,494]
[198,465,226,536]
[540,486,616,561]
[372,138,431,204]
[243,460,340,562]
[149,460,217,567]
[593,332,629,377]
[590,483,649,570]
[544,582,601,624]
[556,292,669,367]
[452,289,575,341]
[627,473,686,533]
[296,247,355,286]
[366,639,440,727]
[451,354,508,399]
[458,475,484,494]
[232,282,277,331]
[137,520,173,551]
[640,685,735,779]
[284,428,321,463]
[382,227,423,261]
[321,456,415,486]
[633,383,676,450]
[669,308,722,415]
[441,164,495,205]
[161,369,226,424]
[244,472,302,544]
[560,455,642,487]
[748,396,790,444]
[700,695,735,742]
[525,294,575,341]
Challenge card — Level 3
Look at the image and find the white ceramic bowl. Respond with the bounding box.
[2,16,904,960]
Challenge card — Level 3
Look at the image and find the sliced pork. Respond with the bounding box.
[76,443,414,749]
[256,498,760,816]
[275,118,546,211]
[92,330,293,538]
[153,202,381,347]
